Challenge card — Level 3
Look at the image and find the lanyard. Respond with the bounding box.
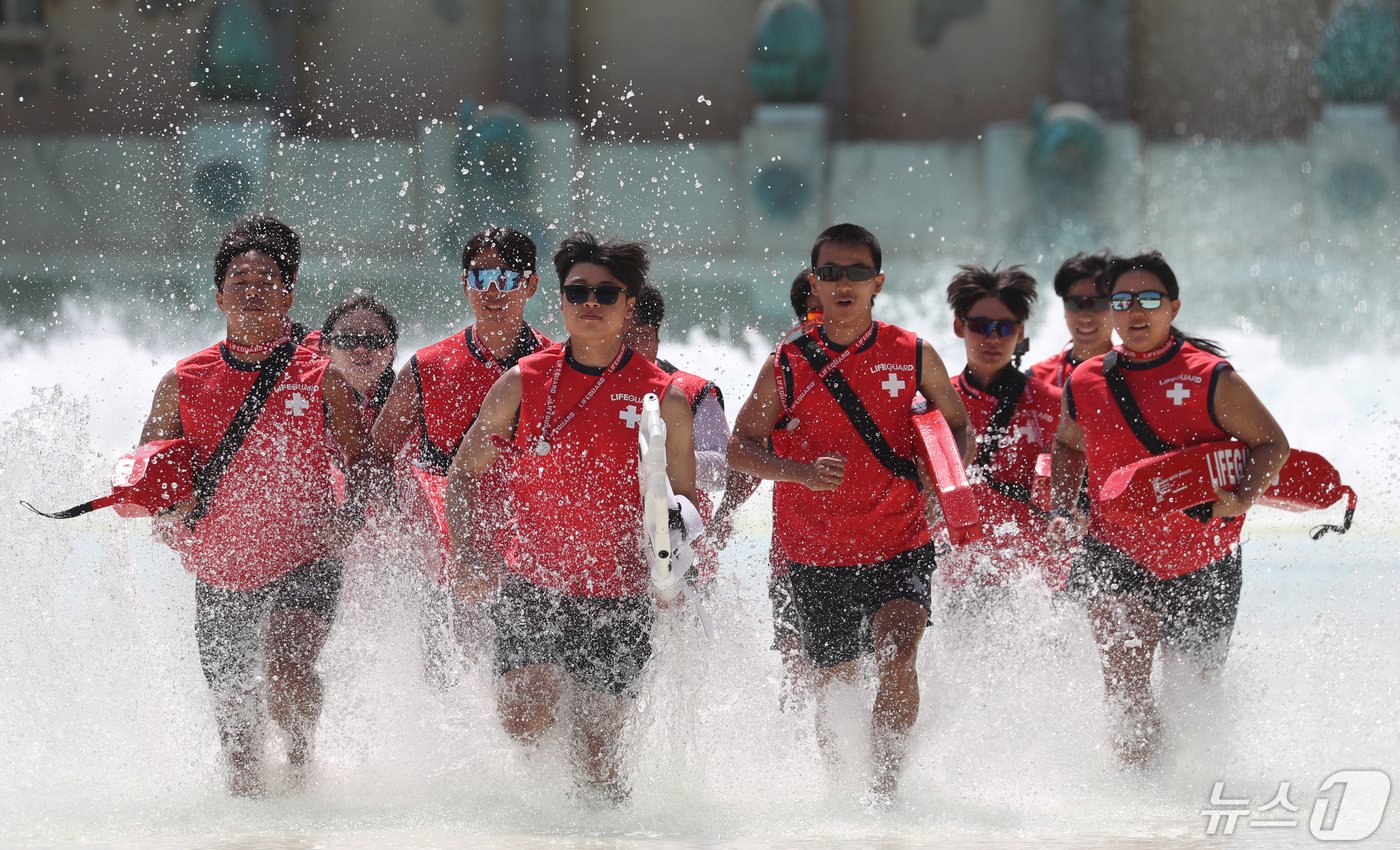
[225,321,292,357]
[778,322,875,417]
[534,344,626,455]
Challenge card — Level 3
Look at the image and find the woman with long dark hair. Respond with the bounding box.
[1049,251,1288,769]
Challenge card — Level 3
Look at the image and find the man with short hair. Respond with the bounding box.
[141,216,371,797]
[446,232,697,804]
[729,223,973,804]
[371,226,552,686]
[1027,249,1114,388]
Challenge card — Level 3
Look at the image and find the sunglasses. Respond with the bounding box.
[1110,291,1168,312]
[1064,295,1111,313]
[811,264,880,282]
[963,316,1021,338]
[466,268,528,292]
[562,283,625,306]
[329,332,393,351]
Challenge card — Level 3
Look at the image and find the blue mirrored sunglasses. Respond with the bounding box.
[466,268,527,292]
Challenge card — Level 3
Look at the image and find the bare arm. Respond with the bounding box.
[321,365,375,551]
[444,367,522,597]
[369,360,421,465]
[140,368,183,443]
[1210,369,1290,518]
[726,361,842,490]
[916,340,974,464]
[660,384,698,508]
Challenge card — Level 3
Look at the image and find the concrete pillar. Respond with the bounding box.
[1058,0,1130,120]
[502,0,572,119]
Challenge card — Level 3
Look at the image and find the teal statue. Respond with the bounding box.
[747,0,832,102]
[192,0,277,103]
[1315,0,1400,103]
[1027,99,1107,205]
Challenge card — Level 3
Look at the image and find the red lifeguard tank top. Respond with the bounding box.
[1027,344,1077,389]
[413,324,552,469]
[1069,337,1241,579]
[176,342,337,590]
[506,344,674,597]
[942,368,1063,587]
[771,322,930,567]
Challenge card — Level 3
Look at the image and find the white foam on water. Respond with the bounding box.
[0,314,1395,849]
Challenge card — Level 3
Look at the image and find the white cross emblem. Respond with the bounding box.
[1013,421,1039,444]
[1166,382,1191,406]
[619,404,642,429]
[880,372,906,397]
[285,392,310,417]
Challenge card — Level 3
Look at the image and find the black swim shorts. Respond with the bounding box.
[492,572,655,698]
[787,542,938,669]
[1066,536,1242,671]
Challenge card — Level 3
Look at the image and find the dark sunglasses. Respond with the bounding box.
[811,264,880,283]
[1110,291,1168,312]
[466,268,528,292]
[562,283,625,306]
[1064,295,1111,313]
[329,332,393,351]
[963,316,1021,338]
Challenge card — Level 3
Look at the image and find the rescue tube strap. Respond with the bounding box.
[970,367,1028,474]
[186,342,296,529]
[791,336,918,482]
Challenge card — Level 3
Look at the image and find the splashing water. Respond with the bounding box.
[0,311,1396,849]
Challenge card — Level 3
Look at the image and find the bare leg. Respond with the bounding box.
[265,608,332,771]
[570,687,631,805]
[776,634,814,713]
[195,582,269,798]
[869,598,928,800]
[1088,595,1163,769]
[497,663,564,746]
[812,660,860,771]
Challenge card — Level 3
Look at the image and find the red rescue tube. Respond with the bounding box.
[1098,440,1356,537]
[912,410,984,545]
[22,439,195,520]
[398,463,454,584]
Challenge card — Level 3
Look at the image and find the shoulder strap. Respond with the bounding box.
[186,343,297,528]
[971,369,1028,473]
[690,381,720,415]
[792,336,917,482]
[1102,351,1176,455]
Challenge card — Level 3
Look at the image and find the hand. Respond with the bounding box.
[151,502,195,553]
[706,510,736,552]
[1211,488,1253,519]
[322,503,367,553]
[1047,512,1085,555]
[801,455,846,491]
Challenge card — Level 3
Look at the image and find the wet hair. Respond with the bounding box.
[1107,250,1226,357]
[321,293,399,408]
[1053,248,1112,297]
[789,269,813,320]
[462,226,536,273]
[810,223,882,272]
[552,231,649,298]
[321,292,399,344]
[215,216,300,290]
[945,264,1039,323]
[633,283,665,328]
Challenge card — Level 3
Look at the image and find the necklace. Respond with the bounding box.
[776,322,876,431]
[533,344,627,456]
[226,321,292,357]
